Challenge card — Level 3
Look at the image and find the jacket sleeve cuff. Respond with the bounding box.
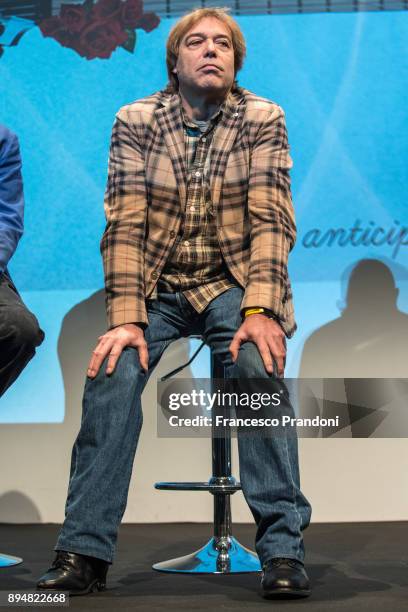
[107,306,149,330]
[240,293,286,323]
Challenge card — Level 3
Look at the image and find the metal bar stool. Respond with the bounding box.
[153,339,261,574]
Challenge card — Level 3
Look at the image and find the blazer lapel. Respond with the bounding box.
[209,89,246,210]
[154,94,187,208]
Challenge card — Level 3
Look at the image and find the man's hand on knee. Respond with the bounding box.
[229,315,286,377]
[87,323,148,378]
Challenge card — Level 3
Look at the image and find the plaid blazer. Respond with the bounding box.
[101,86,297,337]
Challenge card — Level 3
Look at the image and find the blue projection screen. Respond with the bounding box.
[0,7,407,422]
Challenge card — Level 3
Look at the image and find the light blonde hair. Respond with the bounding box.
[165,7,246,93]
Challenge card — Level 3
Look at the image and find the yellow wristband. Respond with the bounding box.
[244,308,265,317]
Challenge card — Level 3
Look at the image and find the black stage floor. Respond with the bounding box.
[0,522,407,611]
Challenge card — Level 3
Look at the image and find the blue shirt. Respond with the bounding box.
[0,125,24,273]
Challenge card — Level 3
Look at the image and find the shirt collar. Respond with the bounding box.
[179,92,232,130]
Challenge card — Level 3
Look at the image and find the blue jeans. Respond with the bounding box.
[55,287,311,565]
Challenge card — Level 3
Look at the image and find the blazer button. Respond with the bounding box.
[170,230,175,238]
[151,272,158,279]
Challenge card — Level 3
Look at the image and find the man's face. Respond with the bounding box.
[174,17,235,95]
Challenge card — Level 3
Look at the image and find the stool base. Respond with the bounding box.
[0,553,23,568]
[152,536,261,574]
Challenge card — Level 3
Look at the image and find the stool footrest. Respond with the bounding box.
[155,481,241,493]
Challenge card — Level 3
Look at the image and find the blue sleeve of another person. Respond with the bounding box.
[0,125,25,273]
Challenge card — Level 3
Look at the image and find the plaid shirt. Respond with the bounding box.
[154,96,237,310]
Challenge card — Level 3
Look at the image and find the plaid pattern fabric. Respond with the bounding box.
[101,86,297,337]
[154,96,237,311]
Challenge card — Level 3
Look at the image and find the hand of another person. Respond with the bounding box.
[87,323,148,378]
[229,314,286,377]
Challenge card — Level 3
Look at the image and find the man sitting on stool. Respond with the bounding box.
[0,125,44,398]
[37,7,312,599]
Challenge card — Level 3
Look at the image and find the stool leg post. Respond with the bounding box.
[211,353,233,571]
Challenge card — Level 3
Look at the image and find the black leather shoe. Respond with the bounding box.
[261,557,311,599]
[37,551,109,596]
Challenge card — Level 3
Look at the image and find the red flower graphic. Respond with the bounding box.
[60,4,87,33]
[53,29,78,50]
[37,0,160,61]
[92,0,122,22]
[40,16,78,50]
[121,0,143,29]
[39,16,63,38]
[76,19,127,59]
[137,12,160,33]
